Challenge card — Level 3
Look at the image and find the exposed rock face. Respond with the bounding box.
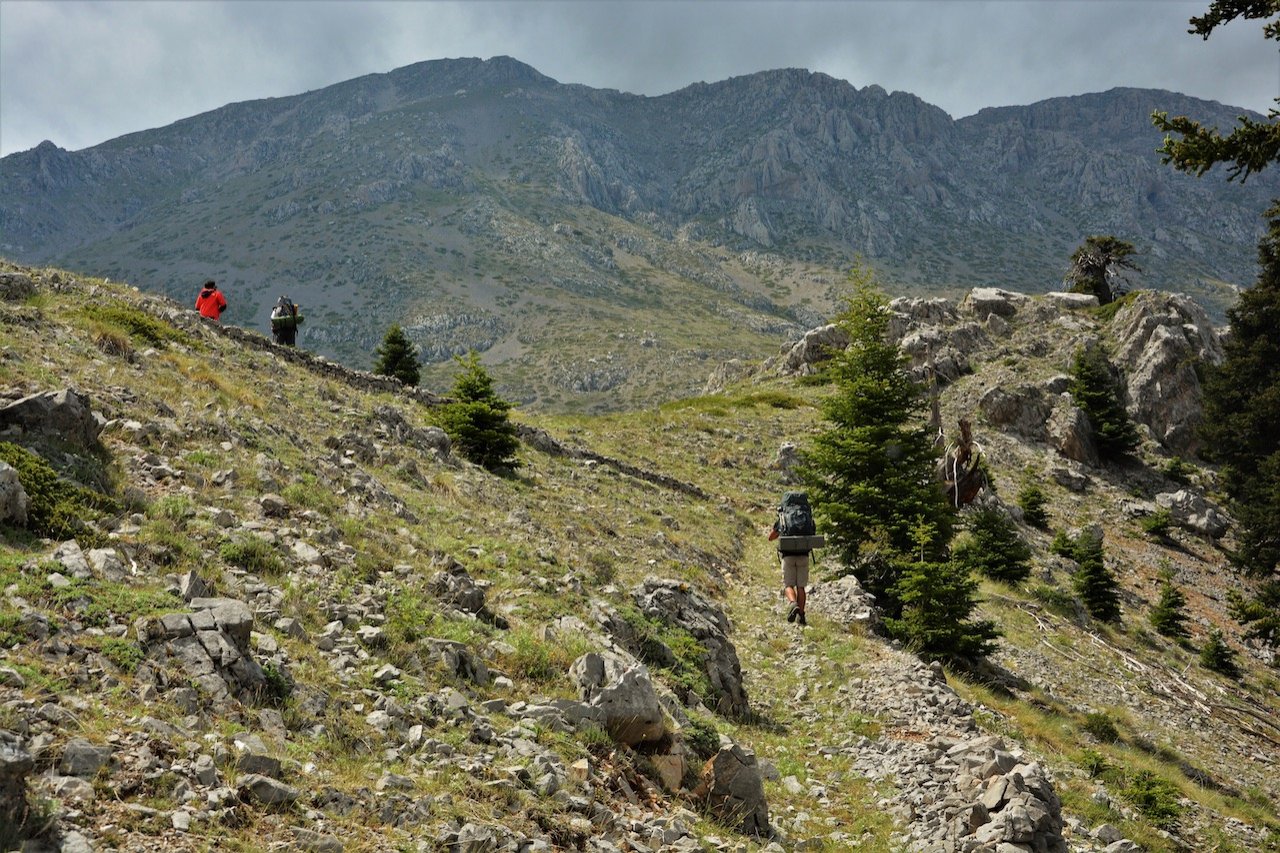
[632,578,749,718]
[1046,394,1100,465]
[808,574,879,629]
[694,742,770,837]
[0,461,28,526]
[979,385,1052,437]
[0,388,102,449]
[1111,292,1224,454]
[777,323,849,375]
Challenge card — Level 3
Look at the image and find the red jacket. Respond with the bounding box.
[195,286,227,320]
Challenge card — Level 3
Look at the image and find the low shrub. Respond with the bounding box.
[1082,712,1120,743]
[0,441,118,543]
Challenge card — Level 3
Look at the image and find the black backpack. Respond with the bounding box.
[777,491,816,536]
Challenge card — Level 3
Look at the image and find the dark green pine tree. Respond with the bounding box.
[885,555,1000,663]
[372,324,420,386]
[800,267,954,617]
[1199,627,1241,677]
[1149,573,1190,639]
[1071,533,1122,622]
[952,505,1033,583]
[433,351,520,471]
[1069,345,1140,459]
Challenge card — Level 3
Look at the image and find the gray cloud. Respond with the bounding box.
[1,0,1275,157]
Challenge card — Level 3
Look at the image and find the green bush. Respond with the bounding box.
[1139,509,1174,539]
[1056,530,1121,622]
[0,441,118,543]
[1122,770,1183,828]
[1078,748,1109,778]
[884,557,1000,662]
[82,304,191,348]
[219,537,284,575]
[1069,345,1140,459]
[1081,712,1120,743]
[372,324,420,386]
[98,637,146,673]
[681,715,721,762]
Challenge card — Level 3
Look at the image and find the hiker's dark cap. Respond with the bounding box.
[203,280,216,288]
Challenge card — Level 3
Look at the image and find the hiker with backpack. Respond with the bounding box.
[270,295,303,346]
[768,490,822,626]
[195,279,227,322]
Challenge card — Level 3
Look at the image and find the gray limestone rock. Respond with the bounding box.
[0,462,28,526]
[0,388,101,449]
[693,743,770,837]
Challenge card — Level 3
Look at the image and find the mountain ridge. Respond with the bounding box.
[2,57,1275,411]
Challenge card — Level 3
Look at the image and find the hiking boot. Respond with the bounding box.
[786,605,798,623]
[797,610,807,626]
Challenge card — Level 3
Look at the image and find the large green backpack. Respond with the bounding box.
[778,491,816,536]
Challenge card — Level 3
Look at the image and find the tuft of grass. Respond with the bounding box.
[1082,712,1121,743]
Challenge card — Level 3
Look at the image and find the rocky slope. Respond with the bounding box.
[1,58,1276,409]
[0,261,1277,853]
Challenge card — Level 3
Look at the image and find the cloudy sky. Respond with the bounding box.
[1,0,1275,158]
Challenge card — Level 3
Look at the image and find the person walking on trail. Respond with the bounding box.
[195,280,227,322]
[768,490,820,627]
[270,295,303,346]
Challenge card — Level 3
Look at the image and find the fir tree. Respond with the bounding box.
[372,324,420,386]
[433,351,520,471]
[952,505,1033,583]
[1199,627,1240,677]
[1070,532,1122,622]
[884,557,1000,663]
[1149,572,1190,639]
[1016,480,1050,529]
[800,265,953,616]
[1069,345,1140,459]
[1200,205,1280,577]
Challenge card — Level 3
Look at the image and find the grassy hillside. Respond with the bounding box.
[0,261,1276,851]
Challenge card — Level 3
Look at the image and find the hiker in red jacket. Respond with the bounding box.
[195,280,227,321]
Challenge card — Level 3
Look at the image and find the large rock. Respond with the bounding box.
[1111,293,1224,454]
[694,742,770,837]
[1156,490,1230,538]
[0,388,101,449]
[0,733,33,848]
[778,324,849,375]
[632,578,749,718]
[0,271,36,301]
[0,462,28,526]
[961,287,1029,320]
[1046,394,1100,466]
[571,652,667,748]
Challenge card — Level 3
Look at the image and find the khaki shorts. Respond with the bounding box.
[781,554,810,589]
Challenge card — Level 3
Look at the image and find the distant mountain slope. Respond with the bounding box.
[1,57,1275,410]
